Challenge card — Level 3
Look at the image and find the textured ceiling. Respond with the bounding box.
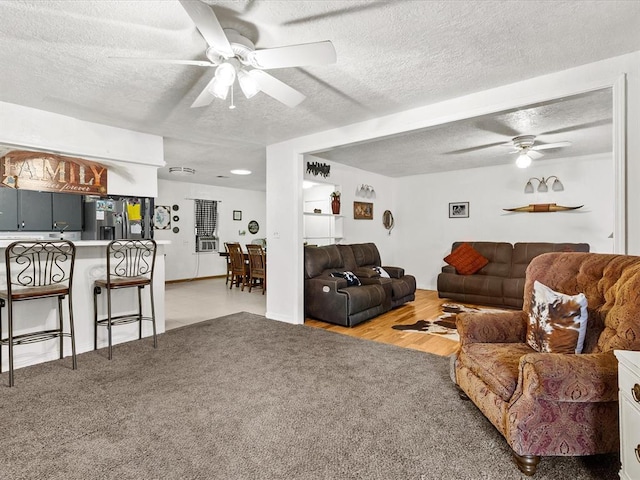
[0,1,638,191]
[312,89,613,175]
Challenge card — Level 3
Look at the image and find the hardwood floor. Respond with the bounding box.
[166,279,461,357]
[305,289,460,357]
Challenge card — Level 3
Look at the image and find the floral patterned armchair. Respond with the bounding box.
[454,252,640,475]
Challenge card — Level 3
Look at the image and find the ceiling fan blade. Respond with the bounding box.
[250,41,336,69]
[110,56,214,67]
[532,141,572,151]
[190,76,217,108]
[443,141,509,155]
[540,119,611,135]
[178,0,234,57]
[248,70,306,107]
[282,3,388,26]
[474,118,521,138]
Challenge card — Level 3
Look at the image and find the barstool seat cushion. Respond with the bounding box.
[0,284,70,300]
[95,276,151,288]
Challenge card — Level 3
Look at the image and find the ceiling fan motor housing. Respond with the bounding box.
[513,135,536,148]
[205,29,255,65]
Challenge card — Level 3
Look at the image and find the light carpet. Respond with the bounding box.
[0,312,618,480]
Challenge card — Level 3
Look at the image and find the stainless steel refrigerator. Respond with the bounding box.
[82,196,154,240]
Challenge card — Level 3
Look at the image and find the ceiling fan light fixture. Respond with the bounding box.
[214,62,236,87]
[515,152,532,168]
[209,77,230,100]
[238,69,260,99]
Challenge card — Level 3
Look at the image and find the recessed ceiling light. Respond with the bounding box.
[230,169,252,175]
[169,167,196,176]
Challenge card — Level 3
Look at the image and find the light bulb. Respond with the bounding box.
[238,70,260,99]
[208,78,230,100]
[552,178,564,191]
[524,181,534,194]
[215,62,236,87]
[516,153,532,168]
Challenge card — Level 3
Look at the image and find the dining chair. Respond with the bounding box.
[93,239,157,360]
[227,242,248,290]
[245,244,266,294]
[223,242,233,285]
[0,240,77,386]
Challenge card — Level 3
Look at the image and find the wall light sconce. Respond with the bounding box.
[356,184,376,198]
[524,176,564,194]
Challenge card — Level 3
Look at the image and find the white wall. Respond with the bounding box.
[156,179,266,281]
[394,153,614,290]
[303,156,398,264]
[0,101,164,197]
[266,51,639,326]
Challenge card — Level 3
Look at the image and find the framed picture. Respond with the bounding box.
[354,201,373,220]
[449,202,469,218]
[233,210,242,221]
[153,205,171,229]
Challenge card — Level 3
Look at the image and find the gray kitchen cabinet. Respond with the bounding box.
[52,193,83,231]
[0,190,83,232]
[18,190,53,231]
[0,188,19,230]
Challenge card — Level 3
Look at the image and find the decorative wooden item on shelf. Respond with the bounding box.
[503,203,583,213]
[330,191,341,214]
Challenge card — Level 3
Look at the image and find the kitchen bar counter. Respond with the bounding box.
[0,239,171,247]
[0,240,169,373]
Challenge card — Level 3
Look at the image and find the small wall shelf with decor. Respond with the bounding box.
[303,214,343,246]
[303,181,343,246]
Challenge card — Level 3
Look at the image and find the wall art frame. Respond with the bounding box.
[233,210,242,221]
[353,201,373,220]
[449,202,469,218]
[153,205,171,229]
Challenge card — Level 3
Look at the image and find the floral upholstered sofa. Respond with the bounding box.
[454,252,640,475]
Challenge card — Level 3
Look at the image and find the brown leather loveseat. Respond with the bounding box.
[437,242,589,309]
[304,243,416,327]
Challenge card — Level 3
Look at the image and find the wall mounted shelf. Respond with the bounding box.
[303,212,343,217]
[503,203,583,213]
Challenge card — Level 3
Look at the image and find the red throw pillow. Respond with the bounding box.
[444,243,489,275]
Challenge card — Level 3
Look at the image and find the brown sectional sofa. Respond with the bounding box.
[437,242,590,309]
[304,243,416,327]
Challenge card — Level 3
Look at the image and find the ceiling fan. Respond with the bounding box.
[504,135,572,168]
[135,0,337,109]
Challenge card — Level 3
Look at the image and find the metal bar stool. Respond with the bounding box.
[93,239,157,360]
[0,240,77,387]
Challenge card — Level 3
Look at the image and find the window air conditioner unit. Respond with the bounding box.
[197,237,217,253]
